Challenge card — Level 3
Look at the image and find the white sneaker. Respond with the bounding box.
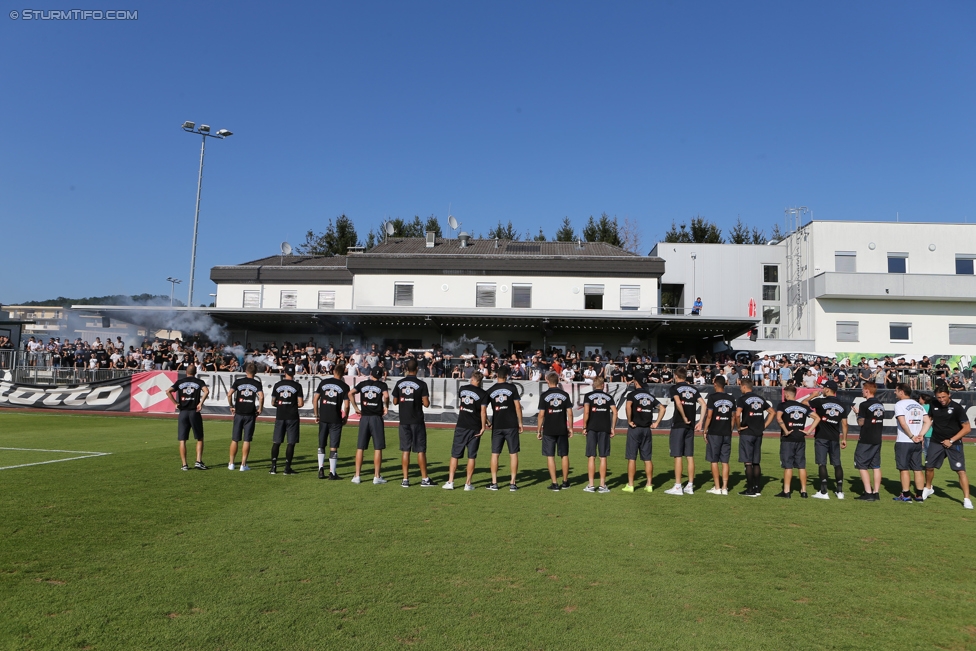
[351,475,361,484]
[442,481,455,490]
[373,476,387,485]
[812,491,830,500]
[721,489,728,495]
[706,487,723,495]
[464,483,475,491]
[228,463,235,470]
[835,492,845,500]
[964,498,973,510]
[922,487,935,500]
[664,484,684,496]
[239,464,250,472]
[683,483,694,495]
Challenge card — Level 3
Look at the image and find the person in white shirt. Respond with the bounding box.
[582,366,597,385]
[892,383,931,502]
[560,366,575,384]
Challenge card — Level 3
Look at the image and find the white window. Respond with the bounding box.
[762,306,780,325]
[476,283,497,308]
[317,290,336,310]
[835,252,857,273]
[620,285,640,310]
[511,284,532,309]
[584,284,604,310]
[394,283,414,307]
[762,285,780,301]
[763,326,779,339]
[890,322,912,342]
[280,291,298,309]
[763,265,779,283]
[243,290,260,308]
[836,321,859,343]
[887,254,908,274]
[949,324,976,345]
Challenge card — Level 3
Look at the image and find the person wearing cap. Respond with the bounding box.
[806,380,850,499]
[391,358,436,488]
[620,373,664,494]
[269,364,304,475]
[350,365,390,485]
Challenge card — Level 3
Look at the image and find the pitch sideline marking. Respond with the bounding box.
[0,447,111,471]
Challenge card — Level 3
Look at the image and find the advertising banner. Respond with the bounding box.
[0,376,131,411]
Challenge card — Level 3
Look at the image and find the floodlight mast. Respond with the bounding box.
[181,121,233,307]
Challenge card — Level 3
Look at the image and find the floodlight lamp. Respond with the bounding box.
[199,124,211,132]
[216,129,233,137]
[182,121,195,130]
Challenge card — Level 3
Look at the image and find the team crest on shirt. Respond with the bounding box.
[321,384,343,398]
[276,386,297,399]
[867,403,885,419]
[677,387,697,401]
[237,385,258,398]
[544,393,566,407]
[399,381,420,396]
[360,385,382,400]
[590,392,611,406]
[745,396,766,411]
[822,402,844,418]
[178,381,199,394]
[784,406,807,421]
[460,390,482,406]
[714,399,735,414]
[491,388,513,403]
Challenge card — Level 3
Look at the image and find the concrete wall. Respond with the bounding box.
[216,283,354,310]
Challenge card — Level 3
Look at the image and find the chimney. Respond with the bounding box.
[458,232,470,248]
[425,230,436,248]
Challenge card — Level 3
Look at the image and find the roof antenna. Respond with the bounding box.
[280,241,292,266]
[448,209,460,236]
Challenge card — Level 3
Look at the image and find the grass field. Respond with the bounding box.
[1,412,974,650]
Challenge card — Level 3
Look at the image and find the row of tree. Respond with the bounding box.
[663,216,785,244]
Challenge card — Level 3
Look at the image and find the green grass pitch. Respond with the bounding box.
[1,412,974,650]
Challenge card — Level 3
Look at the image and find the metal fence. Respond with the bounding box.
[10,367,137,386]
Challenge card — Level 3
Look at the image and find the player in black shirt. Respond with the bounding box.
[537,372,574,491]
[807,381,851,500]
[391,359,436,488]
[620,374,665,494]
[774,385,812,498]
[313,362,350,480]
[269,364,304,475]
[703,376,737,495]
[487,365,524,492]
[923,386,972,509]
[854,381,885,501]
[444,371,488,490]
[582,377,620,493]
[735,378,775,497]
[665,368,708,496]
[227,362,263,472]
[165,365,210,471]
[350,365,390,485]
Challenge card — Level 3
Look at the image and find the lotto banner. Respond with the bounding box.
[0,376,131,411]
[129,371,179,413]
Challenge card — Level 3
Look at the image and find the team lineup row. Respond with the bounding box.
[164,360,973,508]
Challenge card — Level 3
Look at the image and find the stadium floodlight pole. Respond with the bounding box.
[166,277,182,307]
[181,121,233,308]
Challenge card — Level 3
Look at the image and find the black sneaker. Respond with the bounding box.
[547,483,561,491]
[283,467,297,475]
[269,465,277,475]
[401,479,410,488]
[913,494,925,502]
[420,477,437,487]
[181,464,189,471]
[509,483,520,492]
[739,490,755,497]
[318,467,326,480]
[194,461,208,470]
[855,493,873,501]
[868,493,881,501]
[800,492,809,499]
[486,483,499,491]
[328,472,340,480]
[774,491,791,499]
[560,481,571,490]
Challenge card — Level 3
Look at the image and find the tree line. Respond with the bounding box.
[664,216,785,244]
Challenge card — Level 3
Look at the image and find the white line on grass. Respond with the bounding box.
[0,447,111,471]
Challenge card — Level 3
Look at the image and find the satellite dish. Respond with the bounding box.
[385,222,395,236]
[448,215,458,231]
[280,242,292,256]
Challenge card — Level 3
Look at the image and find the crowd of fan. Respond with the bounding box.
[12,335,975,391]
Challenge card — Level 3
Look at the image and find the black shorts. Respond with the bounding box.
[853,442,881,470]
[357,415,386,451]
[624,427,652,461]
[231,413,256,442]
[177,409,204,441]
[451,427,482,459]
[541,434,569,458]
[669,427,695,457]
[318,422,343,450]
[815,439,842,466]
[398,422,428,453]
[895,441,923,471]
[738,433,763,464]
[705,434,732,463]
[586,430,613,458]
[491,428,520,454]
[272,419,300,445]
[779,440,806,469]
[925,441,966,471]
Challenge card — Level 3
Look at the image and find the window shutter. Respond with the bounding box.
[620,285,640,310]
[836,321,858,342]
[834,252,857,273]
[243,291,260,308]
[949,324,976,345]
[280,291,298,309]
[476,283,497,308]
[394,284,413,307]
[512,284,532,309]
[584,284,604,295]
[317,290,336,309]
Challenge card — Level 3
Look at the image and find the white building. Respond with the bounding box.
[653,220,976,358]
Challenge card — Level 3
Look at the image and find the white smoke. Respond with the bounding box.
[441,334,500,356]
[106,305,229,343]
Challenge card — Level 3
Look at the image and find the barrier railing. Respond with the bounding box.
[10,367,137,386]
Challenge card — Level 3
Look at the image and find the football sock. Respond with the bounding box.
[270,443,281,462]
[285,444,295,466]
[754,464,762,491]
[329,451,337,473]
[317,448,326,468]
[818,465,829,492]
[834,466,844,492]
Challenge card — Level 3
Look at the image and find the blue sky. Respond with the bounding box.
[2,1,974,304]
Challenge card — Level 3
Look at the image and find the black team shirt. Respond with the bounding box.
[669,382,701,428]
[809,396,850,441]
[777,400,811,442]
[737,393,771,436]
[457,384,488,431]
[271,379,303,421]
[928,400,969,443]
[354,380,387,417]
[391,376,429,424]
[625,388,659,429]
[315,376,350,424]
[706,391,736,436]
[230,376,263,415]
[488,382,521,430]
[584,389,616,432]
[538,386,572,437]
[171,376,207,411]
[857,397,885,445]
